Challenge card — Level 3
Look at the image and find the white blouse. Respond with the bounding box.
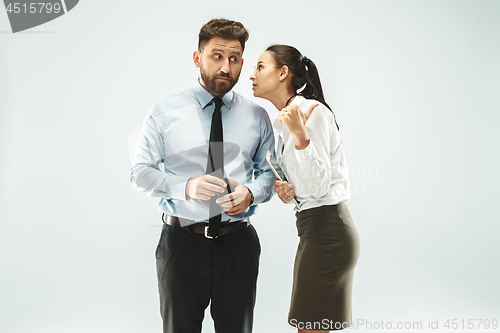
[273,96,350,212]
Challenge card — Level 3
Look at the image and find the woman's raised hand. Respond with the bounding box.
[277,103,319,150]
[277,104,318,133]
[302,103,319,122]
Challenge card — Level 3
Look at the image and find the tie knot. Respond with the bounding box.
[213,97,223,109]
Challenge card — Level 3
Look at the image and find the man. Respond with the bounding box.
[130,18,275,333]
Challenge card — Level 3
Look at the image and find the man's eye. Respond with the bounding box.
[214,54,221,59]
[230,56,238,62]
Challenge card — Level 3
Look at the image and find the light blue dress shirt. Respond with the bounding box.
[130,81,275,224]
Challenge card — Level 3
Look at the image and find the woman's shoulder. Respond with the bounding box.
[295,96,334,123]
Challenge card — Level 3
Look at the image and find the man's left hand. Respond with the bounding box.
[216,177,252,215]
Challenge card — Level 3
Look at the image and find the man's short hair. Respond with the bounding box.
[198,18,249,52]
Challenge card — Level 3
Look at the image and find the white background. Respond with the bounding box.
[1,1,499,332]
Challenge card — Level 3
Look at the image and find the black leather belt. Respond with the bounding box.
[162,214,250,239]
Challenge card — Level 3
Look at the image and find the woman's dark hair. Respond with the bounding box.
[266,44,332,112]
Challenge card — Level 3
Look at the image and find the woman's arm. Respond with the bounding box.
[279,103,333,198]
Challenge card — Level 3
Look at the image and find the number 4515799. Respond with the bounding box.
[6,3,62,14]
[444,319,498,330]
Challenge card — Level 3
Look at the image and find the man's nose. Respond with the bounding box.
[220,58,231,73]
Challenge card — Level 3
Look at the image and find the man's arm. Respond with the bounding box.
[244,110,276,206]
[130,111,190,200]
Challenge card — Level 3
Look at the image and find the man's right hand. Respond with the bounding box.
[185,175,227,200]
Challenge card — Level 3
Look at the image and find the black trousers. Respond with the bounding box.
[155,222,261,333]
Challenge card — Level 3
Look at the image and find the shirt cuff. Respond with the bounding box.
[245,186,254,205]
[294,139,318,166]
[244,182,264,206]
[166,174,190,201]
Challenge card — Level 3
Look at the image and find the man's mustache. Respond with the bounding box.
[215,73,232,80]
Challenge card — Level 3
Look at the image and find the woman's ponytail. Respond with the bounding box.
[266,45,332,113]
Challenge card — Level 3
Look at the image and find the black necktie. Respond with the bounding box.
[206,97,224,237]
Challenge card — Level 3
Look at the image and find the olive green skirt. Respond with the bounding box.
[288,203,360,330]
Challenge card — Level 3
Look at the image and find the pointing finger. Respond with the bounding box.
[304,104,319,121]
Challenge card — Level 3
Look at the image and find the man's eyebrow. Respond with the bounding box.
[211,46,242,55]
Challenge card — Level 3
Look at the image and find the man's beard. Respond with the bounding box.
[200,65,239,95]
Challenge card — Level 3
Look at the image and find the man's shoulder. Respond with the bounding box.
[149,88,198,116]
[232,91,268,116]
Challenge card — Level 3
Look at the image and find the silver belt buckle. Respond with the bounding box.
[204,226,218,239]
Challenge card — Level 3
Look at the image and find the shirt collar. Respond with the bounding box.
[272,117,283,136]
[194,79,234,113]
[289,95,305,106]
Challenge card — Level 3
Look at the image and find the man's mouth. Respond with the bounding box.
[216,75,231,82]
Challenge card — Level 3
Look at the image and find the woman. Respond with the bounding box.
[249,45,360,332]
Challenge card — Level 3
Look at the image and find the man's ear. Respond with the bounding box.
[193,51,201,68]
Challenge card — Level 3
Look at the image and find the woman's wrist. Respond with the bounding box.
[292,131,310,150]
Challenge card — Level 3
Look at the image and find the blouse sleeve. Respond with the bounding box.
[293,104,333,198]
